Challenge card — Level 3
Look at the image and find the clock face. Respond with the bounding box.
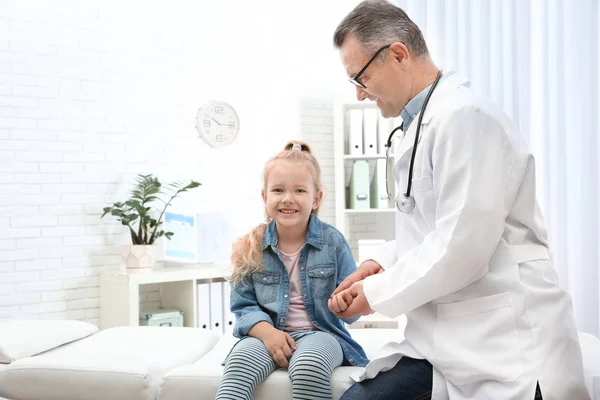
[195,101,240,148]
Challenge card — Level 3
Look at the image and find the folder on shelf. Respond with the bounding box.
[197,283,211,330]
[348,109,364,155]
[209,282,224,334]
[348,160,370,209]
[222,282,236,334]
[370,158,393,209]
[378,114,391,154]
[363,109,378,155]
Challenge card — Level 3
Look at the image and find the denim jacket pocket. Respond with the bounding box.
[307,265,335,299]
[252,272,280,304]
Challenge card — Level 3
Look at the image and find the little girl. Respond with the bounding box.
[216,141,368,400]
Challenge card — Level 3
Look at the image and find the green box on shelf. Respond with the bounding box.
[139,308,184,327]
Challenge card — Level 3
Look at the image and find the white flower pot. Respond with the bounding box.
[121,245,158,269]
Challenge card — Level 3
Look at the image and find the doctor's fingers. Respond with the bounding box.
[331,273,359,296]
[342,290,355,305]
[340,295,371,319]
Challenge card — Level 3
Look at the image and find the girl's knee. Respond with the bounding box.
[288,356,332,380]
[224,338,273,372]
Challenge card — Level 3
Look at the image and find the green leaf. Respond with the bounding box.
[101,174,200,245]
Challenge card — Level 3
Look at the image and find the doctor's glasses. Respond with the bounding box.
[348,44,391,89]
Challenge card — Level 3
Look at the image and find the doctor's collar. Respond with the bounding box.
[400,70,456,133]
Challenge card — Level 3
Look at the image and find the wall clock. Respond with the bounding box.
[195,101,240,148]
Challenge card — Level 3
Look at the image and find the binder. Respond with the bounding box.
[370,159,392,209]
[348,160,370,209]
[197,283,211,330]
[209,282,224,335]
[222,282,236,335]
[363,109,378,155]
[378,114,391,154]
[348,109,364,155]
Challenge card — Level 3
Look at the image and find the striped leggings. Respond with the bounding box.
[215,330,343,400]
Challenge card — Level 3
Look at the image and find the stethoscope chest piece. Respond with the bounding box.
[397,195,416,213]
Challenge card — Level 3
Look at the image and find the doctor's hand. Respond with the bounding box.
[332,259,383,297]
[329,281,373,319]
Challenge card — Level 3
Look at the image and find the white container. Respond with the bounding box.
[357,239,386,265]
[121,245,158,269]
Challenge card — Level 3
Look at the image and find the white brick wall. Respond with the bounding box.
[299,99,335,226]
[0,1,364,325]
[0,1,237,324]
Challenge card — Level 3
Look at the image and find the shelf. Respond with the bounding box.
[343,154,387,160]
[344,208,395,214]
[99,262,231,330]
[100,262,231,285]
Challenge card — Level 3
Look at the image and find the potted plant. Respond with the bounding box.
[102,174,201,269]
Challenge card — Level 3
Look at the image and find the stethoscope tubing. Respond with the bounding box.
[385,70,443,212]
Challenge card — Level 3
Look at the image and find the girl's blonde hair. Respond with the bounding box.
[230,140,322,286]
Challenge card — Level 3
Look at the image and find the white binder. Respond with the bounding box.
[363,109,378,155]
[348,109,364,155]
[209,282,224,335]
[197,283,211,330]
[222,282,236,334]
[378,114,392,154]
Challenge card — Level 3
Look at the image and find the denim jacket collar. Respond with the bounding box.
[262,214,323,251]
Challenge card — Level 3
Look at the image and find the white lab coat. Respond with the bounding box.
[356,73,589,400]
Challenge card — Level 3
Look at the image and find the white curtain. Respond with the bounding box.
[393,0,600,335]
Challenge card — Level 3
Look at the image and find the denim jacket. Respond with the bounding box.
[230,214,369,367]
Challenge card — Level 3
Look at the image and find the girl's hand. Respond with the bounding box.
[330,281,374,319]
[328,289,355,313]
[261,328,296,367]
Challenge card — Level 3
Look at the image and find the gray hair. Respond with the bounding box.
[333,0,429,58]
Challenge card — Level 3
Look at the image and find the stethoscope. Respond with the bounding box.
[385,70,443,213]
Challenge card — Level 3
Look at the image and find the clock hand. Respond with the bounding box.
[211,117,221,126]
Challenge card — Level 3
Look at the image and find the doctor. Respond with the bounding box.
[329,1,589,400]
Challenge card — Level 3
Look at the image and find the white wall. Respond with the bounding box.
[0,0,361,323]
